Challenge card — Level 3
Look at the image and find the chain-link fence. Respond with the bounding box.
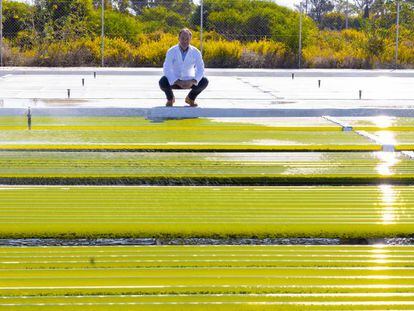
[0,0,412,69]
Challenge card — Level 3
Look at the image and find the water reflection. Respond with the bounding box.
[375,151,399,176]
[375,131,396,146]
[372,116,395,129]
[379,185,398,224]
[378,185,406,225]
[371,244,389,265]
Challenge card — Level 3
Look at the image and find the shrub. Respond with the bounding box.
[203,40,242,67]
[398,40,414,68]
[136,32,177,66]
[207,9,247,40]
[1,39,32,66]
[101,10,144,44]
[104,37,138,67]
[14,30,39,50]
[32,38,100,66]
[379,26,414,69]
[303,29,369,68]
[139,6,186,34]
[3,1,34,39]
[321,12,363,31]
[199,0,318,53]
[242,40,290,68]
[35,0,94,29]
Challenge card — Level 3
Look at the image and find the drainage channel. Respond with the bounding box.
[1,177,414,186]
[2,238,414,247]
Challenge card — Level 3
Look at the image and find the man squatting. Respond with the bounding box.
[159,28,209,107]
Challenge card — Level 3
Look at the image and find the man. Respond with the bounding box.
[159,28,208,107]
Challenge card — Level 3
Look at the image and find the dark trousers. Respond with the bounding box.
[159,76,209,101]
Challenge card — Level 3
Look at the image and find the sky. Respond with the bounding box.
[15,0,301,10]
[14,0,302,11]
[274,0,301,9]
[192,0,300,10]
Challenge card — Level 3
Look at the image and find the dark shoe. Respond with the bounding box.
[166,97,175,107]
[185,96,198,107]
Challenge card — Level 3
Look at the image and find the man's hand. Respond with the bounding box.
[175,79,197,89]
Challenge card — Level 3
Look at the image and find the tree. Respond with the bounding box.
[369,0,414,30]
[104,10,144,42]
[354,0,375,18]
[138,6,186,32]
[332,0,358,15]
[34,0,94,41]
[131,0,194,16]
[35,0,94,24]
[92,0,112,10]
[130,0,151,15]
[192,0,317,53]
[114,0,129,13]
[308,0,335,25]
[2,1,34,39]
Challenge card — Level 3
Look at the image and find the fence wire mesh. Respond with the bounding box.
[0,0,413,68]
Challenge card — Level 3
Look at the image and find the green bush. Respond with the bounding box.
[203,40,242,67]
[199,0,318,53]
[101,10,144,44]
[241,40,291,68]
[2,1,34,39]
[139,6,186,33]
[2,0,414,68]
[35,0,94,27]
[207,9,247,40]
[380,26,414,69]
[14,30,38,50]
[321,12,363,31]
[2,38,31,66]
[104,37,138,66]
[136,32,178,66]
[32,38,100,66]
[303,29,369,68]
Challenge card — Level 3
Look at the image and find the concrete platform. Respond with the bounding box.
[1,68,414,118]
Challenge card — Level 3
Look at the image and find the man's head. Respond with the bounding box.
[179,28,192,50]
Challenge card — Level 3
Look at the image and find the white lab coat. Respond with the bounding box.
[163,44,205,86]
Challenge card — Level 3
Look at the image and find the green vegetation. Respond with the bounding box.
[0,116,342,130]
[1,151,413,185]
[371,131,414,151]
[0,116,379,151]
[331,117,414,150]
[0,245,414,310]
[0,186,414,238]
[339,117,414,131]
[2,0,414,68]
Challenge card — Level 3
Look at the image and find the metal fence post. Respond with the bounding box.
[298,2,303,69]
[345,0,349,29]
[0,0,3,67]
[200,0,204,55]
[101,0,105,67]
[395,0,400,69]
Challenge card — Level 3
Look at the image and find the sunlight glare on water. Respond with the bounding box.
[372,116,395,129]
[375,131,397,146]
[379,185,398,225]
[371,244,390,266]
[375,152,399,176]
